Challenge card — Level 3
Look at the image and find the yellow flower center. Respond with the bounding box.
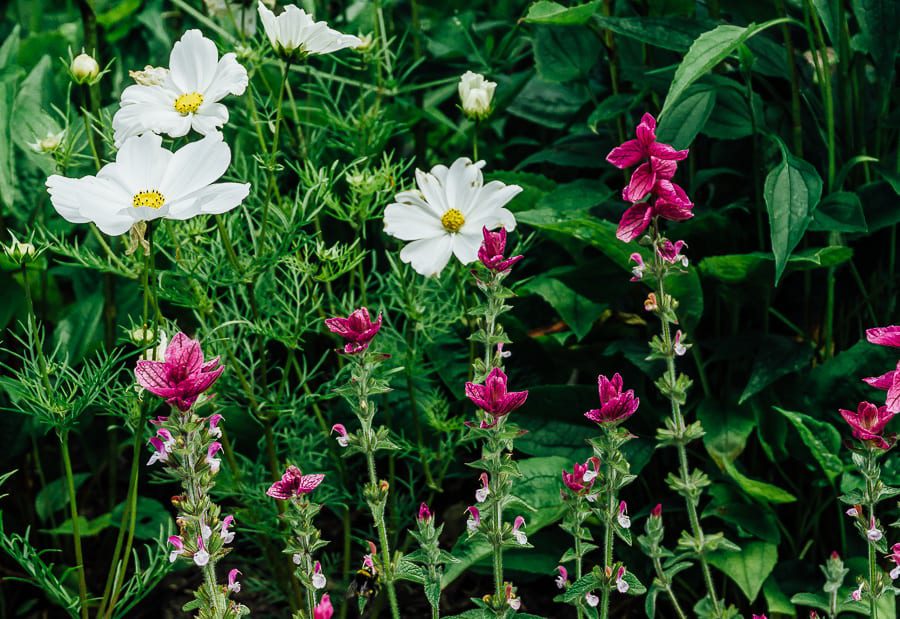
[441,208,465,233]
[174,92,204,115]
[132,190,165,209]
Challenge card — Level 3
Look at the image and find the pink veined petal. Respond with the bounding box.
[648,141,689,161]
[298,474,325,493]
[498,390,528,415]
[465,382,490,410]
[135,360,171,391]
[185,366,225,396]
[639,113,657,131]
[606,140,645,169]
[200,356,222,372]
[866,326,900,348]
[165,332,193,360]
[623,162,656,202]
[635,116,656,147]
[616,202,653,242]
[266,481,293,500]
[887,373,900,413]
[168,337,204,377]
[863,370,895,390]
[324,316,353,337]
[650,157,678,181]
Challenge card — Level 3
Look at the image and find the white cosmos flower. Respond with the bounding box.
[258,1,362,59]
[112,29,248,147]
[46,132,250,236]
[383,157,521,277]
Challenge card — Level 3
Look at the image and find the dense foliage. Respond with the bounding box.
[0,0,899,617]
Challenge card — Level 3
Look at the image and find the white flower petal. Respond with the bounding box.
[463,207,516,234]
[203,53,248,101]
[106,133,172,194]
[444,157,482,214]
[450,232,482,265]
[169,29,219,93]
[159,133,230,200]
[383,202,444,241]
[46,176,93,223]
[470,180,523,218]
[192,102,229,135]
[194,182,250,215]
[257,1,279,48]
[400,236,453,277]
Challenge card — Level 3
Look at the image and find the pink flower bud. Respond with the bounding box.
[418,502,432,522]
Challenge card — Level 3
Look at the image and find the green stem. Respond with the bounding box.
[492,496,504,604]
[651,554,687,619]
[599,475,615,619]
[61,432,90,619]
[865,449,878,619]
[364,448,400,619]
[260,60,291,245]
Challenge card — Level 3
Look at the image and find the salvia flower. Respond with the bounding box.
[606,113,688,169]
[417,502,432,522]
[459,71,496,121]
[866,325,900,348]
[629,253,645,281]
[194,534,210,566]
[466,506,480,532]
[313,593,334,619]
[266,465,325,499]
[866,517,882,542]
[615,566,630,593]
[673,330,687,356]
[134,331,225,412]
[48,133,250,236]
[227,568,241,593]
[477,226,523,273]
[512,516,528,545]
[258,1,362,60]
[208,414,223,438]
[862,360,900,412]
[584,373,639,425]
[147,436,169,466]
[324,308,382,354]
[505,583,521,610]
[331,423,349,447]
[585,591,599,607]
[312,561,326,589]
[206,442,222,474]
[839,401,896,449]
[851,582,864,601]
[112,30,248,146]
[562,456,600,495]
[555,565,568,589]
[887,543,900,580]
[846,505,861,518]
[383,157,521,276]
[644,292,658,312]
[220,515,235,544]
[465,367,528,426]
[657,239,688,267]
[617,501,631,529]
[616,184,693,242]
[167,535,185,562]
[651,503,663,518]
[476,473,490,503]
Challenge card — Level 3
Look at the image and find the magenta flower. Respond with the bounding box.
[331,423,349,447]
[839,401,896,449]
[562,456,600,495]
[629,253,645,281]
[512,516,528,545]
[220,515,235,544]
[477,226,524,273]
[475,472,490,503]
[674,330,687,356]
[584,373,639,425]
[615,566,629,593]
[866,325,900,347]
[606,113,688,169]
[651,503,663,518]
[418,502,432,522]
[193,534,210,566]
[314,595,334,619]
[324,308,382,354]
[752,615,767,619]
[208,413,223,438]
[465,506,480,532]
[555,565,568,589]
[851,583,863,601]
[313,593,334,619]
[266,465,325,500]
[206,442,222,474]
[312,560,326,589]
[147,436,169,466]
[167,535,185,562]
[616,187,693,242]
[134,332,224,412]
[887,543,900,580]
[657,239,688,266]
[617,501,631,529]
[227,568,241,593]
[464,367,528,426]
[862,359,900,413]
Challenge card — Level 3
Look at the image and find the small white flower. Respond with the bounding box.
[846,506,859,517]
[507,597,521,611]
[383,158,521,277]
[292,553,302,565]
[851,583,863,601]
[890,565,900,580]
[867,526,883,542]
[47,132,250,236]
[257,1,362,59]
[112,30,248,146]
[193,548,210,566]
[28,130,65,154]
[475,487,489,503]
[458,71,496,121]
[512,516,528,545]
[583,469,598,483]
[585,592,599,607]
[616,575,630,593]
[312,572,326,589]
[617,502,631,529]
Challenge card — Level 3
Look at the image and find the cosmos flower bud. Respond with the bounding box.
[4,236,36,263]
[27,130,64,155]
[458,71,496,121]
[70,52,100,84]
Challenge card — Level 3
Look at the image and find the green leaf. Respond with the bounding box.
[508,77,590,129]
[739,336,814,404]
[522,1,601,25]
[515,385,595,460]
[851,0,900,77]
[708,542,777,603]
[722,460,797,504]
[809,191,868,233]
[587,94,638,131]
[699,247,852,284]
[520,277,606,341]
[775,407,843,483]
[697,400,756,465]
[701,77,763,140]
[533,25,603,83]
[763,139,823,283]
[35,473,90,522]
[110,497,173,540]
[0,67,18,209]
[52,292,105,365]
[655,84,716,150]
[591,15,715,52]
[11,55,61,175]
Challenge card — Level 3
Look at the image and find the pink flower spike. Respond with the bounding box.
[312,560,326,589]
[331,423,349,447]
[134,332,224,412]
[478,226,524,273]
[167,535,185,562]
[266,465,325,500]
[839,402,896,449]
[206,442,222,474]
[465,367,528,424]
[866,325,900,348]
[606,113,688,169]
[147,436,169,466]
[324,308,382,354]
[585,373,639,425]
[156,428,175,449]
[476,473,490,503]
[227,568,241,593]
[466,506,481,532]
[629,253,645,281]
[193,535,210,566]
[617,501,631,529]
[220,515,235,544]
[674,330,687,356]
[555,565,568,589]
[615,566,629,593]
[562,456,600,495]
[314,593,334,619]
[208,414,223,438]
[418,502,432,522]
[513,516,528,545]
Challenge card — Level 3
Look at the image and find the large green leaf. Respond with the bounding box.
[697,400,755,465]
[722,460,797,504]
[775,407,843,483]
[508,77,590,129]
[655,84,716,150]
[591,15,714,52]
[808,191,868,233]
[12,55,61,175]
[523,1,601,25]
[708,541,778,603]
[763,140,823,283]
[533,25,603,83]
[852,0,900,77]
[520,276,606,341]
[739,335,814,404]
[699,247,852,284]
[35,473,90,522]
